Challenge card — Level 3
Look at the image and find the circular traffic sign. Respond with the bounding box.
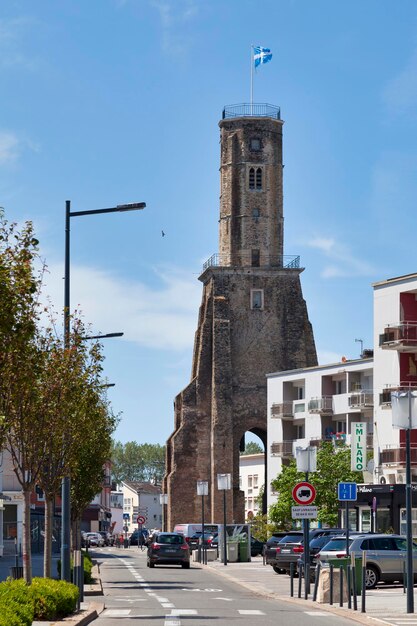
[292,481,316,505]
[137,515,146,524]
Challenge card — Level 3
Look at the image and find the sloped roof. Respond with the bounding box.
[123,480,161,494]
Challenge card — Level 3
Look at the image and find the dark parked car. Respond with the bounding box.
[98,531,113,546]
[266,529,354,574]
[188,532,216,551]
[147,532,190,568]
[250,537,265,557]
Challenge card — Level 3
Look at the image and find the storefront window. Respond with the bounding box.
[400,508,417,536]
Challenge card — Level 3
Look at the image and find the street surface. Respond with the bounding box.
[89,547,359,626]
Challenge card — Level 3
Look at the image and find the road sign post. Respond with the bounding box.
[338,482,357,557]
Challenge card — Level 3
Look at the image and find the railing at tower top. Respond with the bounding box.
[222,103,281,120]
[202,253,300,272]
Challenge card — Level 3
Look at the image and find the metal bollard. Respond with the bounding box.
[298,563,303,599]
[290,562,295,597]
[352,564,357,611]
[339,566,344,608]
[312,561,321,602]
[347,565,352,609]
[361,562,366,613]
[329,564,334,605]
[403,560,407,594]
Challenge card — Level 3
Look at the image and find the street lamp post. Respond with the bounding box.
[197,481,208,564]
[391,389,417,614]
[159,494,168,531]
[217,473,231,566]
[62,199,146,582]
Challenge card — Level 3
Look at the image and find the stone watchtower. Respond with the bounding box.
[164,104,317,529]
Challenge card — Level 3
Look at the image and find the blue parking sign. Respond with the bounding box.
[338,482,357,501]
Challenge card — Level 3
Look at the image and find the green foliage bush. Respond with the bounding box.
[0,576,78,623]
[57,550,94,583]
[0,579,34,626]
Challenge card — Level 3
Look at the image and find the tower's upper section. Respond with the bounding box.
[217,103,284,269]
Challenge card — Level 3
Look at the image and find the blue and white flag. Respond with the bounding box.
[254,46,272,68]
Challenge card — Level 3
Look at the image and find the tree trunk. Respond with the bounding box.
[43,496,53,578]
[22,488,32,584]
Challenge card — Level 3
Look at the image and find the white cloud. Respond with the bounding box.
[0,132,20,165]
[307,236,376,279]
[42,262,202,351]
[150,0,200,54]
[383,48,417,118]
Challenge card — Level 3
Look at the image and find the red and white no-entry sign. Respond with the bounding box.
[137,515,146,524]
[292,482,316,505]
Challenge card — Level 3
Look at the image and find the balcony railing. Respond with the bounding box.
[202,253,300,272]
[380,446,417,465]
[308,396,333,414]
[271,402,293,418]
[348,391,374,409]
[379,385,417,407]
[379,322,417,351]
[270,441,293,457]
[222,103,281,120]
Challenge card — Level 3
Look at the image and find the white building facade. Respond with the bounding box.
[121,481,162,534]
[239,453,265,519]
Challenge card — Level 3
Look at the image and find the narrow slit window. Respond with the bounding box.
[251,249,260,267]
[251,289,263,310]
[252,207,260,218]
[256,168,263,189]
[250,138,261,151]
[249,167,255,189]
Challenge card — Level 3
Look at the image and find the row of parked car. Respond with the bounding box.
[81,531,114,547]
[265,528,417,589]
[186,531,265,557]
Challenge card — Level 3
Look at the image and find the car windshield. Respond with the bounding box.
[322,537,353,551]
[310,535,338,549]
[279,534,303,543]
[158,534,185,545]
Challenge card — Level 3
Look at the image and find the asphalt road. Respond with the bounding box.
[90,548,359,626]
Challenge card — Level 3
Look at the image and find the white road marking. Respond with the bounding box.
[304,612,332,617]
[162,603,175,608]
[104,609,131,616]
[170,609,197,616]
[238,610,266,615]
[165,620,181,626]
[214,597,233,601]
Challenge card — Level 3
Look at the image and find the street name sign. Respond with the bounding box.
[291,506,318,519]
[338,482,357,501]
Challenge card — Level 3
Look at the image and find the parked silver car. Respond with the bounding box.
[318,533,417,589]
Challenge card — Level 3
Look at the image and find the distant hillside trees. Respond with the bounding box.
[112,441,165,483]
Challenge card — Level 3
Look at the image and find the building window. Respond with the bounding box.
[297,387,305,400]
[295,424,304,439]
[248,476,253,488]
[251,249,260,267]
[256,168,262,189]
[252,207,260,219]
[249,167,255,189]
[250,138,261,151]
[251,289,264,310]
[253,475,258,488]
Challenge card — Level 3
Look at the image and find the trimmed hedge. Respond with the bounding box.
[0,576,78,625]
[57,550,94,583]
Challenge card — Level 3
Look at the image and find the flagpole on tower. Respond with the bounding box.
[250,45,254,114]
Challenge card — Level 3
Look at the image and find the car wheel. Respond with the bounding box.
[181,562,191,569]
[365,565,379,589]
[272,565,285,574]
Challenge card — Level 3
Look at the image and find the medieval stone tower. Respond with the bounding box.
[163,104,317,529]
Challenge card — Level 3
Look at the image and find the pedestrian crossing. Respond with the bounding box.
[102,608,267,617]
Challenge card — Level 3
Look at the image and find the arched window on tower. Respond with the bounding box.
[256,168,263,190]
[249,168,255,189]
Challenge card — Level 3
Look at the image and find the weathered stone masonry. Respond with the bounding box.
[164,105,317,530]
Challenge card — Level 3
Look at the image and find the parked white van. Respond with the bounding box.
[173,523,218,542]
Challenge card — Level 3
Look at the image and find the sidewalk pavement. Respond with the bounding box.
[205,556,417,625]
[0,553,103,626]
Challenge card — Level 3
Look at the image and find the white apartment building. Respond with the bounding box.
[267,357,374,509]
[374,272,417,486]
[239,453,265,519]
[121,481,162,534]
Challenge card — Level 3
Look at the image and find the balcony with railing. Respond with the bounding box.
[202,253,301,273]
[379,385,417,408]
[380,445,417,465]
[379,322,417,351]
[308,396,333,415]
[222,103,281,120]
[270,402,293,418]
[348,390,374,409]
[270,441,293,458]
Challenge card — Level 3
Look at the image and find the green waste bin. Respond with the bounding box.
[239,541,249,562]
[328,557,362,594]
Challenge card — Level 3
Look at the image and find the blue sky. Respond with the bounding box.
[2,0,417,446]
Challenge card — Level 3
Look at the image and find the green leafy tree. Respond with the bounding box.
[111,441,165,483]
[241,441,263,455]
[269,442,363,528]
